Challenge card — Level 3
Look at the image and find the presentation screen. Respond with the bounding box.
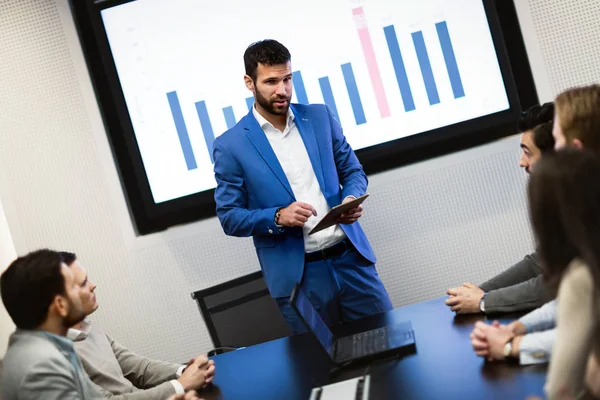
[99,0,510,204]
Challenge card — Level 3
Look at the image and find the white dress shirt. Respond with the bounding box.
[516,300,557,365]
[252,106,347,252]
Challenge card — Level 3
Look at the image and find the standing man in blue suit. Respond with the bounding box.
[213,40,392,333]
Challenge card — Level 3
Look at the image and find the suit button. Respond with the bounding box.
[268,229,273,234]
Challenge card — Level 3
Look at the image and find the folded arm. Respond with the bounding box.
[108,335,180,390]
[483,274,555,314]
[480,253,541,292]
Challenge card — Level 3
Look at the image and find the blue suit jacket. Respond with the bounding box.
[213,103,376,298]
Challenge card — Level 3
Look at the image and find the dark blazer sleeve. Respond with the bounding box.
[479,252,555,313]
[480,253,542,291]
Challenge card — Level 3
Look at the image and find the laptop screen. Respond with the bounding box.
[293,288,335,355]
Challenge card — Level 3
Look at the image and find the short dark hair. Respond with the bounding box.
[0,249,66,329]
[244,39,291,81]
[59,251,77,266]
[528,148,600,292]
[517,102,555,132]
[532,121,555,154]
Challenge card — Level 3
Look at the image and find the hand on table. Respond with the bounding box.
[507,320,527,336]
[470,321,517,361]
[167,390,203,400]
[445,283,485,314]
[177,355,215,390]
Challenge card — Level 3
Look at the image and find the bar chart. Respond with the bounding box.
[166,12,468,171]
[102,0,509,203]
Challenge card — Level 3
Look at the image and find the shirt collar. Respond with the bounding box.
[67,319,91,342]
[252,104,295,132]
[35,330,77,356]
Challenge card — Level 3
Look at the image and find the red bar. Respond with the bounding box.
[352,7,391,118]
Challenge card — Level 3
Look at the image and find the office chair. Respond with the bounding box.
[191,271,291,355]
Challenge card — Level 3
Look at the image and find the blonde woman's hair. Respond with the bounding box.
[555,84,600,152]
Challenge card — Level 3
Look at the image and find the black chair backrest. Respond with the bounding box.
[191,271,291,350]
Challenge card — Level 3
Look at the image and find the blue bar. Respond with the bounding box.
[223,106,236,129]
[195,101,215,163]
[166,91,197,170]
[384,25,416,112]
[436,21,465,98]
[412,31,440,105]
[341,63,366,125]
[245,96,254,111]
[318,76,340,122]
[292,71,309,104]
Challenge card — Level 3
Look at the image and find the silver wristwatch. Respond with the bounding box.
[479,293,487,313]
[503,337,515,358]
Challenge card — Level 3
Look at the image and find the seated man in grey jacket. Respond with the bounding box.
[61,251,216,399]
[446,103,556,314]
[0,249,106,400]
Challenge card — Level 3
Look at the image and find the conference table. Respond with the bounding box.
[202,297,547,400]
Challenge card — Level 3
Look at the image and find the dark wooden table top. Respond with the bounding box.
[202,297,546,400]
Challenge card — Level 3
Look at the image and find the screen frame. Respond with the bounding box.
[70,0,537,235]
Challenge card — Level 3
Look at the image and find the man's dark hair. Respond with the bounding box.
[517,102,555,132]
[528,148,600,293]
[244,39,291,81]
[0,249,66,329]
[532,121,555,154]
[59,251,77,266]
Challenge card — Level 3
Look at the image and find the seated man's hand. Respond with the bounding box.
[472,321,517,361]
[167,390,203,400]
[445,283,485,314]
[336,196,362,224]
[470,322,491,358]
[507,320,527,336]
[202,360,216,388]
[178,355,211,391]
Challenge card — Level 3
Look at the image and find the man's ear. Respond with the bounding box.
[572,138,584,150]
[244,75,254,92]
[51,295,69,318]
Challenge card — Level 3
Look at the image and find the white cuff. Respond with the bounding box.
[170,380,185,395]
[518,334,551,365]
[176,365,185,377]
[519,350,550,365]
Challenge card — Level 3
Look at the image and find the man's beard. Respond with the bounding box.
[255,89,290,116]
[62,298,87,328]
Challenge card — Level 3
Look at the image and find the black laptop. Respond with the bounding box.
[290,284,416,365]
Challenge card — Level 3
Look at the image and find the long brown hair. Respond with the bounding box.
[555,84,600,151]
[528,148,600,292]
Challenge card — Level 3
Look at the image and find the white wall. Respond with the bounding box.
[0,0,598,363]
[0,191,17,357]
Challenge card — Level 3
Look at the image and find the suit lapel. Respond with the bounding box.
[293,105,326,191]
[244,112,295,198]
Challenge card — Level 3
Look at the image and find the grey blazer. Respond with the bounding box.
[479,252,555,314]
[0,330,106,400]
[72,322,180,400]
